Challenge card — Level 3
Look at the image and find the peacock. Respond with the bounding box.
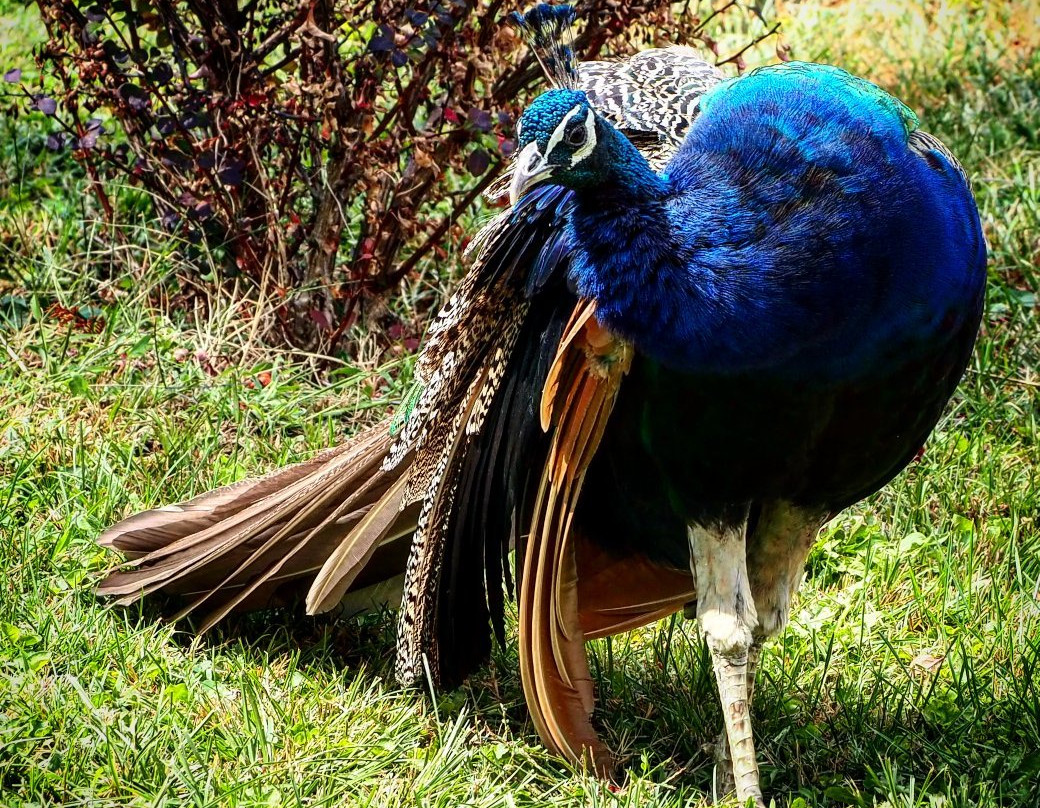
[96,5,986,803]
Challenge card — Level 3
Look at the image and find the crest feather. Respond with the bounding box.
[509,4,579,89]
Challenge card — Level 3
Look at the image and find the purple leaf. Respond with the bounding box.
[119,83,148,111]
[368,24,394,53]
[391,49,408,67]
[309,309,331,330]
[45,133,65,151]
[183,112,210,129]
[218,159,245,186]
[84,5,106,22]
[35,96,57,116]
[148,62,173,85]
[466,148,490,176]
[77,130,99,149]
[498,138,515,157]
[405,10,428,26]
[161,152,191,170]
[4,68,21,83]
[467,107,492,133]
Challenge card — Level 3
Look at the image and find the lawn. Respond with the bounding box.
[1,1,1038,806]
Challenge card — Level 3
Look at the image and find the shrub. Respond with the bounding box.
[29,1,776,353]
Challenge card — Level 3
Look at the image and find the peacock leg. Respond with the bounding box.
[708,501,827,799]
[712,640,762,798]
[746,501,827,644]
[688,517,764,807]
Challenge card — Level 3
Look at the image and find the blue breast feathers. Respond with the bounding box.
[565,62,986,382]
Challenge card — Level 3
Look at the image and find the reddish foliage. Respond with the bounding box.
[32,1,774,353]
[45,302,106,333]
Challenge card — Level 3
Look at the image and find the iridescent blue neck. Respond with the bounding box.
[579,129,670,203]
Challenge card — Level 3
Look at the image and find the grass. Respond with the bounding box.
[1,1,1039,806]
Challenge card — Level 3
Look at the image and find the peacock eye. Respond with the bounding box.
[565,125,587,147]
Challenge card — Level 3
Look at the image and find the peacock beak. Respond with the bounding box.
[509,141,554,206]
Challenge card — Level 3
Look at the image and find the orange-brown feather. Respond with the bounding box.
[519,299,632,775]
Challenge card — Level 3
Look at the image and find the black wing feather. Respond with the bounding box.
[432,187,576,688]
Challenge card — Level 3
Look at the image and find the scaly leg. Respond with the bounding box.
[712,640,762,798]
[688,517,764,807]
[713,502,827,797]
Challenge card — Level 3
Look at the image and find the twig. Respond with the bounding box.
[693,0,738,35]
[381,166,501,290]
[717,21,782,67]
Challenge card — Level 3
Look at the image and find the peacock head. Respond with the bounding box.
[510,89,606,205]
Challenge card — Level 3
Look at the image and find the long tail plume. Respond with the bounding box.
[96,423,418,629]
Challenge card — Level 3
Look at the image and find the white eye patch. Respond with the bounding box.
[568,108,597,166]
[544,106,598,167]
[544,105,580,161]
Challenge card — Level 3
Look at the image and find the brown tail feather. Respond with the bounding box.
[305,473,410,614]
[98,427,391,599]
[98,442,357,556]
[96,421,418,625]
